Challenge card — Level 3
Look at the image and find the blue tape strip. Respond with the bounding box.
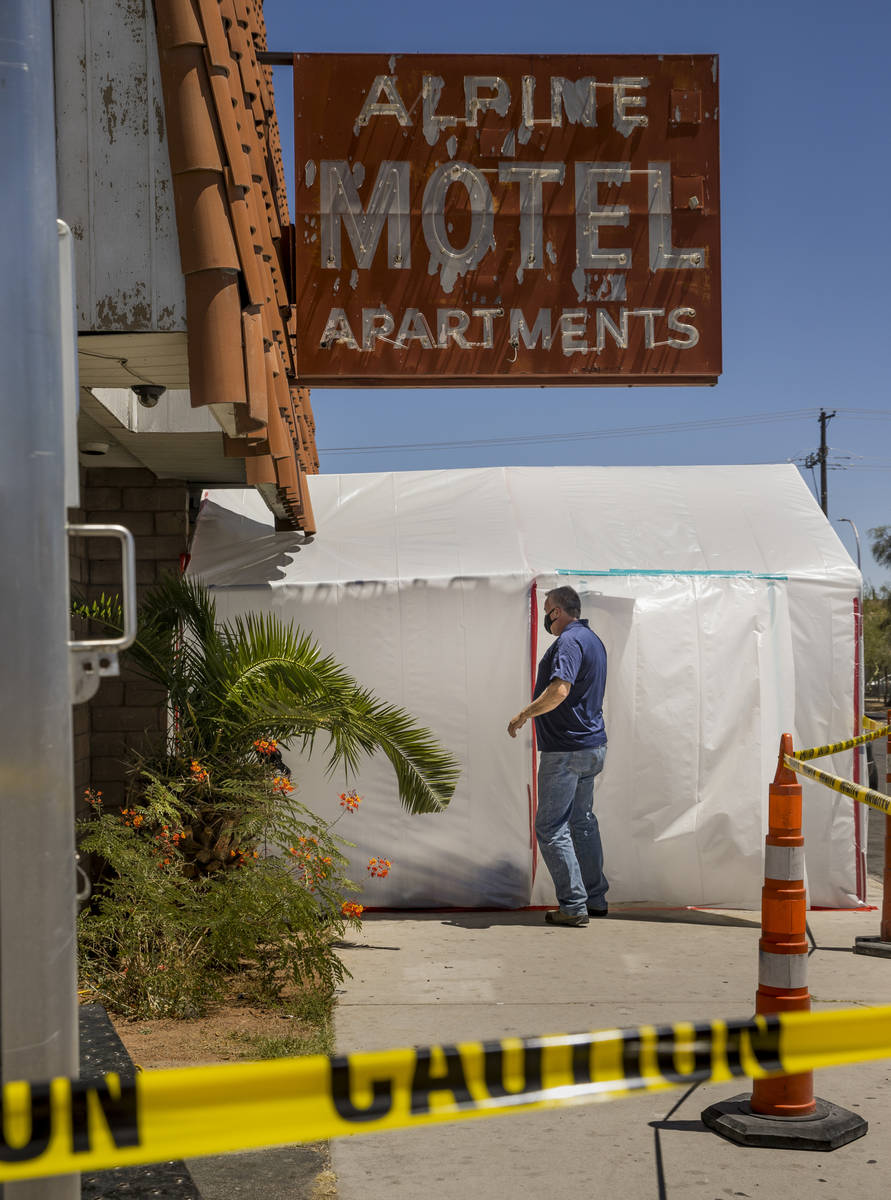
[554,569,788,580]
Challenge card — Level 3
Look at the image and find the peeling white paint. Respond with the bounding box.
[571,264,588,304]
[545,241,557,264]
[553,77,597,126]
[613,77,649,136]
[320,161,410,269]
[501,130,516,157]
[350,269,359,290]
[595,273,626,302]
[446,135,458,158]
[423,75,455,146]
[465,75,511,124]
[304,160,317,188]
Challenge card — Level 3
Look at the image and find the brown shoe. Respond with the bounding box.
[545,909,589,927]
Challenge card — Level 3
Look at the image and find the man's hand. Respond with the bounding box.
[507,679,571,740]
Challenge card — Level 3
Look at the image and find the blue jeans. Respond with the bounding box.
[535,746,608,915]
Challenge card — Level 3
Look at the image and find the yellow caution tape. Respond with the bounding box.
[785,754,891,814]
[795,724,891,761]
[863,716,890,733]
[3,1005,891,1182]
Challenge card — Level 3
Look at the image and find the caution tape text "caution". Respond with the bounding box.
[4,1006,891,1183]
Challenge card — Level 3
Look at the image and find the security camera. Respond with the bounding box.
[133,384,166,407]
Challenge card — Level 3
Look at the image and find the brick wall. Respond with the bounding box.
[72,467,190,809]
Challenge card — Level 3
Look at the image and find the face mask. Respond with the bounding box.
[544,612,554,634]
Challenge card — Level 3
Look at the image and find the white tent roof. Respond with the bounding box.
[192,464,857,588]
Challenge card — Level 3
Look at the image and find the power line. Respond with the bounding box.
[318,407,891,457]
[318,409,815,455]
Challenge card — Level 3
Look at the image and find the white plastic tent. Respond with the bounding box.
[188,464,866,910]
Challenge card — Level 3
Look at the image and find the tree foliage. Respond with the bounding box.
[870,526,891,570]
[864,587,891,699]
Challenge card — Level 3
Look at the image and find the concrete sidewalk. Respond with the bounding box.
[330,881,891,1200]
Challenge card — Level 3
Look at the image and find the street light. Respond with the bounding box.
[837,517,861,571]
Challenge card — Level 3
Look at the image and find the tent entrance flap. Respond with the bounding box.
[530,573,790,910]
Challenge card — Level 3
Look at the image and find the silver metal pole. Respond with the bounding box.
[0,2,79,1196]
[837,517,862,572]
[838,518,867,876]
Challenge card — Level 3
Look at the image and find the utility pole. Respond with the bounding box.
[804,408,836,516]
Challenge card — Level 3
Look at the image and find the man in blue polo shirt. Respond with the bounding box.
[508,585,608,927]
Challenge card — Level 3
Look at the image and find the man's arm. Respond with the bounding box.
[508,678,571,738]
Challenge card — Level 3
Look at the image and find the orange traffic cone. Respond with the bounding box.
[702,735,867,1149]
[750,732,814,1116]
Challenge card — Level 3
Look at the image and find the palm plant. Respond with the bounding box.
[75,571,459,814]
[74,573,459,1015]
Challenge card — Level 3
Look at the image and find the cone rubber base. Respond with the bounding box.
[701,1094,868,1150]
[852,935,891,959]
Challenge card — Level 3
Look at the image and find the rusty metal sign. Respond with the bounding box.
[292,54,720,386]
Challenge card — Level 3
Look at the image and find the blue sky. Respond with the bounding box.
[263,0,891,588]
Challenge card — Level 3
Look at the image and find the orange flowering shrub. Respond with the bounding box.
[367,857,392,879]
[287,835,336,891]
[341,901,364,919]
[189,760,209,784]
[77,771,354,1016]
[72,571,455,1019]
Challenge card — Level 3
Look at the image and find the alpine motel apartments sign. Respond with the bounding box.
[292,54,720,386]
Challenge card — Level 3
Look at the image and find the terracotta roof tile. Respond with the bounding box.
[155,0,203,45]
[194,0,231,70]
[174,171,240,273]
[245,454,277,486]
[218,0,239,31]
[209,76,253,191]
[228,187,265,303]
[241,308,267,421]
[183,270,245,406]
[161,46,225,172]
[154,0,317,533]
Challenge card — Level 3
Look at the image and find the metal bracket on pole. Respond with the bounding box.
[67,523,138,703]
